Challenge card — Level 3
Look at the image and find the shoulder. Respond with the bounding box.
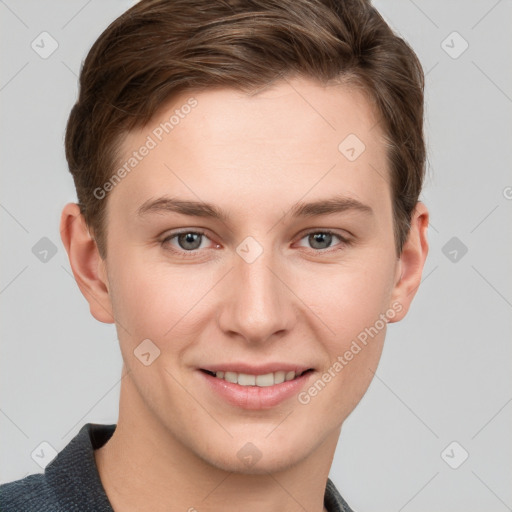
[325,477,357,512]
[0,472,58,512]
[0,423,116,512]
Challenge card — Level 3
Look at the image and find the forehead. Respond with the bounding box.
[107,77,390,221]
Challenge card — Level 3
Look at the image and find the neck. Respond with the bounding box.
[94,370,338,512]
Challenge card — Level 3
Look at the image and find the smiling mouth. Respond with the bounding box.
[200,369,314,387]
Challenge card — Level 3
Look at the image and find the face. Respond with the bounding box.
[98,77,406,473]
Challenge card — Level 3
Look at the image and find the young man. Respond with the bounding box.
[0,0,428,510]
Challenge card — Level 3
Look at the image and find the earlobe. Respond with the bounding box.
[388,202,429,323]
[59,203,115,324]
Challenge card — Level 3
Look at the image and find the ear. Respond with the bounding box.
[60,203,114,324]
[388,202,429,323]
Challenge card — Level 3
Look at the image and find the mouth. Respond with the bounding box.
[199,368,314,387]
[198,365,316,409]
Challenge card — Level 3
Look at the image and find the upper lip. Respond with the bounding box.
[199,363,313,375]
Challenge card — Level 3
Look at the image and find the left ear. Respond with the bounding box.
[388,202,429,323]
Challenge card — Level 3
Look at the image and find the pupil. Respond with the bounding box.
[179,232,201,250]
[310,232,331,250]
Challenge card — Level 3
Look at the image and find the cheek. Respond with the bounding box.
[107,255,218,347]
[306,248,397,337]
[302,248,396,398]
[300,265,393,422]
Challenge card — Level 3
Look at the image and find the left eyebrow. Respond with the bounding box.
[289,194,374,218]
[136,194,373,221]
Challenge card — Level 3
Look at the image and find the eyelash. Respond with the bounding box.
[160,229,351,259]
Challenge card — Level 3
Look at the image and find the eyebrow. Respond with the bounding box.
[136,194,373,220]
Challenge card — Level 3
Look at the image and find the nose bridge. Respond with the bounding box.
[219,238,294,343]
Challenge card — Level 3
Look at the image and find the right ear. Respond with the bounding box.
[59,203,114,324]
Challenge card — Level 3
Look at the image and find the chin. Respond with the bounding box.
[203,450,305,476]
[192,429,320,476]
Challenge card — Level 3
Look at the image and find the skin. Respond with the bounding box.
[60,77,429,512]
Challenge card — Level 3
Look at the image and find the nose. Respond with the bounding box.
[217,242,297,345]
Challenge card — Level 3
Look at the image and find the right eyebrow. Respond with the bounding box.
[137,197,229,222]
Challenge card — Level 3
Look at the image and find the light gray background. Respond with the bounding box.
[1,1,511,511]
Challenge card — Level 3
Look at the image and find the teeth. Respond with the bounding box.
[213,370,303,387]
[224,371,237,384]
[285,371,295,381]
[255,373,274,387]
[238,373,256,386]
[274,371,285,384]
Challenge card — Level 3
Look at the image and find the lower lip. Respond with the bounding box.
[199,371,314,410]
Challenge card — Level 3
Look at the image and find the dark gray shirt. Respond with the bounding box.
[0,423,355,511]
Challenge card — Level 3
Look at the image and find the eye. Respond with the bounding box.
[161,230,218,257]
[296,230,350,252]
[160,228,351,258]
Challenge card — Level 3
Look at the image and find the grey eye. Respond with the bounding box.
[176,232,203,250]
[307,232,335,250]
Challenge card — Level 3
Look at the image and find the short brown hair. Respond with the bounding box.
[65,0,425,258]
